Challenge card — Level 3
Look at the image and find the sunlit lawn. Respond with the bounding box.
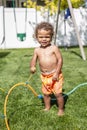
[0,47,87,130]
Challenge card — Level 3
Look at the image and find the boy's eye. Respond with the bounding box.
[38,36,50,38]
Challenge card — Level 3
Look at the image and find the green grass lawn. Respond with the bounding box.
[0,47,87,130]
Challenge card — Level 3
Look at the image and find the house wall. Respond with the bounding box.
[0,7,87,49]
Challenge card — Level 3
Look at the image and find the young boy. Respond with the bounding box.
[30,22,64,116]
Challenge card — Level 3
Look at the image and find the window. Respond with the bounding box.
[37,0,45,6]
[21,2,25,8]
[6,0,15,7]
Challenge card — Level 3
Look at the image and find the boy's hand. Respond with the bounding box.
[52,73,59,81]
[30,66,36,73]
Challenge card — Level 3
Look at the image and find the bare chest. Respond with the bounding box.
[37,48,56,65]
[39,49,53,59]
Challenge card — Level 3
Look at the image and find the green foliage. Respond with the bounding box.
[71,0,84,8]
[0,47,87,130]
[61,0,84,9]
[24,0,85,15]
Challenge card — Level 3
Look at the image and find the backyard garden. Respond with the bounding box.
[0,47,87,130]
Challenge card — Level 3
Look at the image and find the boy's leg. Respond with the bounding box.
[55,93,64,116]
[43,94,51,110]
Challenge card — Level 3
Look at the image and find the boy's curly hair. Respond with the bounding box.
[35,22,54,38]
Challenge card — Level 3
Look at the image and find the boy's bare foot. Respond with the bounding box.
[58,110,64,116]
[43,108,50,111]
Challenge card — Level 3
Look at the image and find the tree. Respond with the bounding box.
[24,0,85,15]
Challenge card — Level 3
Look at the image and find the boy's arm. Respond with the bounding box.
[30,49,38,73]
[56,48,63,75]
[53,46,63,80]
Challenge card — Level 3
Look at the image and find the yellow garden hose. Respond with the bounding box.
[3,80,87,130]
[4,82,39,130]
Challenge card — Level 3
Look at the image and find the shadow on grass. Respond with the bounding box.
[62,46,82,59]
[24,54,32,57]
[70,50,82,59]
[0,51,10,58]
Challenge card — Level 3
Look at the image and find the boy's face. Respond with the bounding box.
[36,29,52,47]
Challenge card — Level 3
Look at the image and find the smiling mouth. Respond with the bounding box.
[41,43,51,48]
[41,43,46,46]
[42,42,47,44]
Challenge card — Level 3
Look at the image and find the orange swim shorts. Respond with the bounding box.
[41,72,64,95]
